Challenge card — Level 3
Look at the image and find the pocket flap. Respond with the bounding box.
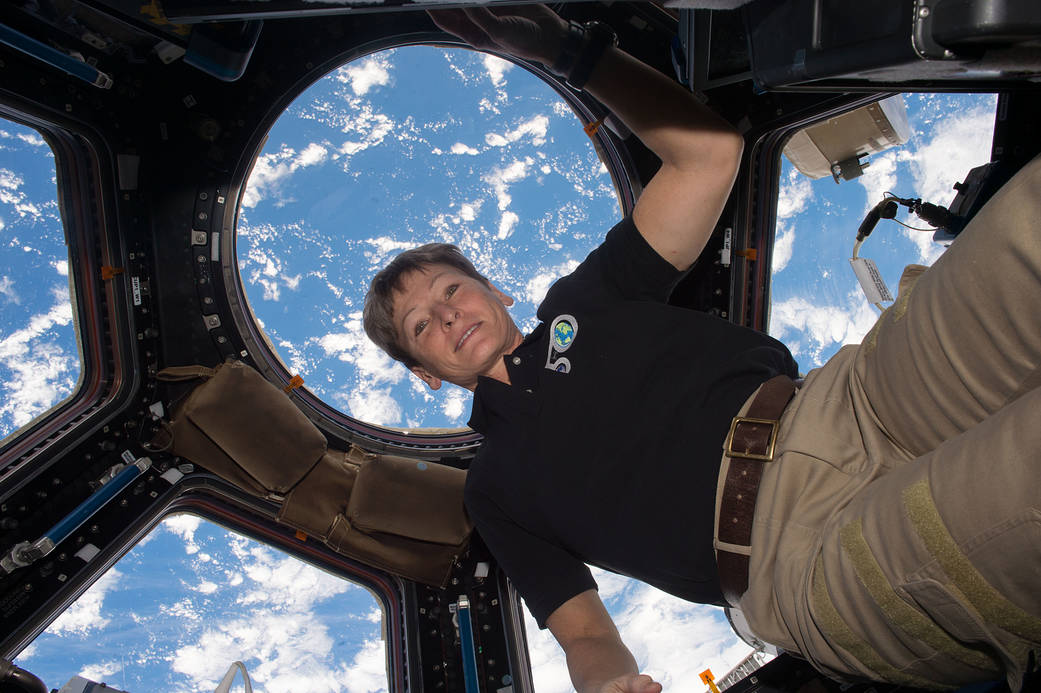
[347,454,471,545]
[176,361,327,493]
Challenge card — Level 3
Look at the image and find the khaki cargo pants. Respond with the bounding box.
[723,153,1041,690]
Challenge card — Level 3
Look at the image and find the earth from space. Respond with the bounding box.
[1,40,996,693]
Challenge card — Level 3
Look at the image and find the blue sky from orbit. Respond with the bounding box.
[2,42,996,692]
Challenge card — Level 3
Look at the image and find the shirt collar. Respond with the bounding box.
[467,323,546,433]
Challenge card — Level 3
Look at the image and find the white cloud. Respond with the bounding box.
[857,149,901,215]
[609,582,753,692]
[313,310,414,425]
[0,288,77,429]
[776,167,813,220]
[524,609,574,693]
[497,210,519,240]
[163,514,203,555]
[49,569,122,636]
[483,157,534,212]
[904,99,996,264]
[241,142,330,209]
[363,236,417,268]
[234,547,353,613]
[524,571,754,693]
[909,99,996,207]
[16,131,46,147]
[80,660,121,682]
[478,96,501,115]
[483,54,513,86]
[194,580,219,594]
[242,243,305,302]
[297,142,329,167]
[484,115,549,149]
[343,639,389,693]
[0,275,18,303]
[52,260,68,276]
[318,318,403,385]
[336,109,395,158]
[168,538,383,693]
[348,387,403,426]
[339,55,392,96]
[451,142,479,156]
[485,132,509,147]
[524,260,580,305]
[0,168,45,221]
[0,168,23,192]
[160,597,201,623]
[769,291,878,367]
[772,223,795,273]
[171,611,351,692]
[440,387,469,422]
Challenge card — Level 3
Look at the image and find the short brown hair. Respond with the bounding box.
[363,243,487,369]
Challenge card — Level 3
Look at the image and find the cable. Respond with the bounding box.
[891,218,935,232]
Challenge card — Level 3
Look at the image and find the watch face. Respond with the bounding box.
[582,21,619,47]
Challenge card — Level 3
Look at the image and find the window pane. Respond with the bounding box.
[0,119,81,439]
[237,46,618,430]
[769,93,997,368]
[523,568,764,692]
[15,515,387,693]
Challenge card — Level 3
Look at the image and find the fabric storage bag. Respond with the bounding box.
[157,360,472,587]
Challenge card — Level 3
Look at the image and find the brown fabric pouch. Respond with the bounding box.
[158,361,473,587]
[348,450,471,544]
[158,361,327,498]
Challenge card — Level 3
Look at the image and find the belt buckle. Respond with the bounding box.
[724,416,778,461]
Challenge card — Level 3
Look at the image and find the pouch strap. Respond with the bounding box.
[157,365,218,381]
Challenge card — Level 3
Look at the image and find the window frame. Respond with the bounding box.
[220,38,638,454]
[0,100,137,499]
[8,482,407,690]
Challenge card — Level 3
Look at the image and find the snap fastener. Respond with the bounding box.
[512,356,521,365]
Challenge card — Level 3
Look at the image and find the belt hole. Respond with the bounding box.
[731,517,738,524]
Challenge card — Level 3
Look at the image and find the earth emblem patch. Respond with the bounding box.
[553,319,575,350]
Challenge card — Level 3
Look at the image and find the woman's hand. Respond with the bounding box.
[427,5,568,66]
[600,672,663,693]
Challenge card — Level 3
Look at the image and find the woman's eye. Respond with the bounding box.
[446,284,458,298]
[414,320,427,337]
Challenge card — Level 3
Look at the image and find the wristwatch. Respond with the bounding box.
[549,20,619,90]
[567,21,618,90]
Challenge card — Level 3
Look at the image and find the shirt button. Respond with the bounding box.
[512,356,521,365]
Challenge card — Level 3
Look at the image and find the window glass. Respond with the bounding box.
[523,568,763,692]
[769,93,998,368]
[15,515,387,692]
[237,46,618,430]
[0,119,81,440]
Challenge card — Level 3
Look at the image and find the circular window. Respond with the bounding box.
[237,45,621,432]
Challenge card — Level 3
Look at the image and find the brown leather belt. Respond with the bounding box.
[717,374,798,607]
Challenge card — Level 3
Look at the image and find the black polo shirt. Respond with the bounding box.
[465,216,798,628]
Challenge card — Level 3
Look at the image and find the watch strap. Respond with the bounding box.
[566,21,617,90]
[550,20,586,78]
